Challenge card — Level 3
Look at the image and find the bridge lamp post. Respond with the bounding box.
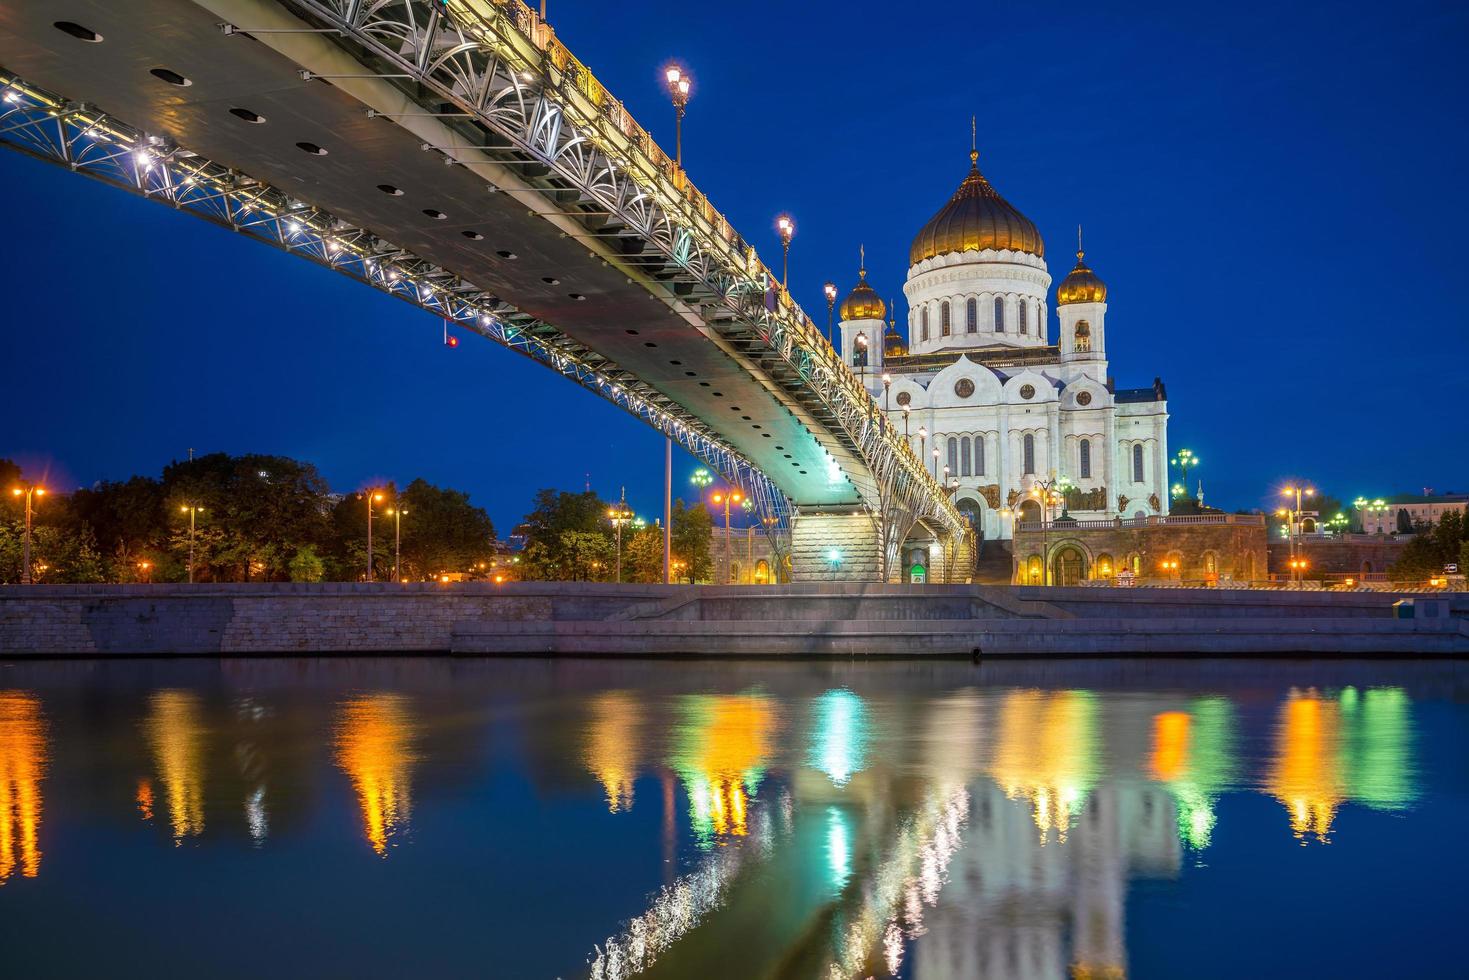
[664,65,691,166]
[932,446,941,482]
[902,405,911,440]
[711,490,743,584]
[918,426,927,467]
[854,331,867,390]
[607,496,634,583]
[11,483,45,585]
[823,282,837,344]
[776,214,795,288]
[881,373,892,418]
[385,506,408,582]
[363,491,385,583]
[179,504,205,584]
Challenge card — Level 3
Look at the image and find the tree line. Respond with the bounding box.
[0,454,495,584]
[1,455,723,585]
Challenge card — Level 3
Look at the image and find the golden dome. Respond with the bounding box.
[839,268,886,321]
[909,151,1044,266]
[884,317,907,356]
[1057,248,1107,305]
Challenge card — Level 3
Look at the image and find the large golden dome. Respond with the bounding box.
[839,268,886,321]
[1057,248,1107,305]
[909,152,1044,266]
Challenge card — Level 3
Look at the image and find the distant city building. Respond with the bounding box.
[1359,493,1468,534]
[837,145,1170,552]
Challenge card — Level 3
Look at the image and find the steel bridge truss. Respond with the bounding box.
[276,0,966,542]
[0,71,794,554]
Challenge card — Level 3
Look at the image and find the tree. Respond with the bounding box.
[623,525,666,583]
[518,489,613,581]
[1396,508,1413,534]
[558,530,615,581]
[397,478,496,580]
[671,499,713,583]
[1390,509,1467,581]
[289,545,326,583]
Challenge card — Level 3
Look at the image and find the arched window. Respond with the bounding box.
[994,296,1005,332]
[1075,320,1091,353]
[975,436,985,475]
[921,307,930,341]
[966,298,977,333]
[1080,438,1092,479]
[947,436,958,476]
[961,436,972,476]
[941,301,951,337]
[1132,444,1144,483]
[1023,433,1035,475]
[1019,301,1029,336]
[957,498,983,535]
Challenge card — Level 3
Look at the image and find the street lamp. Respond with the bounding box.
[776,214,794,288]
[823,281,837,344]
[918,426,927,467]
[10,482,45,585]
[932,446,941,482]
[1028,475,1073,585]
[710,488,744,584]
[607,493,634,583]
[854,331,868,389]
[137,560,153,584]
[385,505,408,582]
[364,490,385,582]
[1158,557,1181,581]
[882,373,892,415]
[178,503,204,584]
[664,64,691,166]
[691,467,714,492]
[1172,448,1199,497]
[1354,496,1389,533]
[1280,484,1315,569]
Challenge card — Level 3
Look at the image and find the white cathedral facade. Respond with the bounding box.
[836,147,1170,546]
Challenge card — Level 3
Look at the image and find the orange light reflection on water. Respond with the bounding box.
[335,694,417,856]
[145,691,206,844]
[0,692,46,882]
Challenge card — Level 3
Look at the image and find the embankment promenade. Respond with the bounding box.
[2,583,1466,657]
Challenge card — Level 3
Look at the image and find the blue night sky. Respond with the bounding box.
[3,0,1466,533]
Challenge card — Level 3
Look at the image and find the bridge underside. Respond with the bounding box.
[0,1,971,581]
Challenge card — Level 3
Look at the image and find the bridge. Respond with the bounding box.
[0,0,971,581]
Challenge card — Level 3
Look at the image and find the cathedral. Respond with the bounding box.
[836,144,1170,547]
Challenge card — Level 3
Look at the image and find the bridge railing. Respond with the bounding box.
[444,0,955,527]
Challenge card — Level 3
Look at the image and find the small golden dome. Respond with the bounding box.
[909,151,1044,266]
[839,268,886,321]
[1057,249,1107,305]
[884,317,907,356]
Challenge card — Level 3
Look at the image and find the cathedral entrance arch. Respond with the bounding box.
[1052,546,1087,586]
[1017,499,1042,524]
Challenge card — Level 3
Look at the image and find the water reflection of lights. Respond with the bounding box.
[135,780,155,822]
[584,691,642,813]
[827,806,852,889]
[810,689,869,787]
[145,690,206,843]
[670,694,776,848]
[0,692,47,882]
[588,793,791,979]
[989,691,1097,843]
[335,694,417,857]
[1149,699,1237,850]
[825,787,970,978]
[1267,687,1414,844]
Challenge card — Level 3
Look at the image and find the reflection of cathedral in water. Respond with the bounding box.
[915,782,1178,979]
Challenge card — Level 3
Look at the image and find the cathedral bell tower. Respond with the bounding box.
[837,248,887,377]
[1057,228,1108,380]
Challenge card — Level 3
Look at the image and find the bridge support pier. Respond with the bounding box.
[789,509,881,582]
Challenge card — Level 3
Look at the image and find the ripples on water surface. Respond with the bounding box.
[0,658,1463,978]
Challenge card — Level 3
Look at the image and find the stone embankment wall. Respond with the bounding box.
[1267,536,1409,577]
[3,582,1463,657]
[0,583,666,655]
[1012,522,1268,584]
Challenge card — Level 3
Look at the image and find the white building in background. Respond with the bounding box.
[835,146,1170,546]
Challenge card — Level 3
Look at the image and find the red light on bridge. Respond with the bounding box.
[446,335,459,348]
